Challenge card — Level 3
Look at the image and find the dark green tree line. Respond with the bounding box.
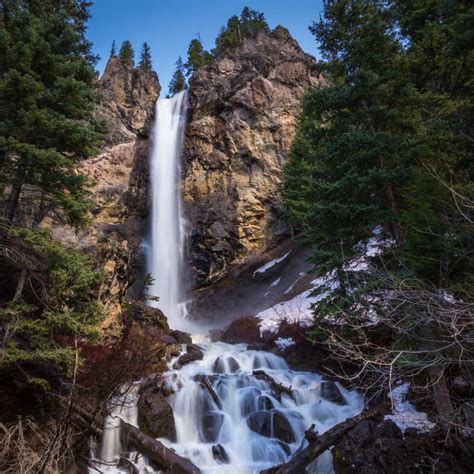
[0,0,104,386]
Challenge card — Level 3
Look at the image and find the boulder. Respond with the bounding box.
[221,316,261,344]
[138,387,176,441]
[321,379,346,405]
[246,409,295,443]
[174,344,204,369]
[213,356,240,373]
[212,444,229,464]
[200,412,224,443]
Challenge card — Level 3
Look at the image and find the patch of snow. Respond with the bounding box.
[274,337,296,351]
[253,251,291,277]
[257,272,339,333]
[385,383,436,434]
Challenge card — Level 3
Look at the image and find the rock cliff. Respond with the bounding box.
[183,26,328,287]
[52,57,160,336]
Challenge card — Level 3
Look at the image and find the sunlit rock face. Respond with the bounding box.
[183,26,328,287]
[51,57,160,336]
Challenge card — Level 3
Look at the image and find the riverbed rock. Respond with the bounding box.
[220,316,261,344]
[213,356,240,374]
[201,412,224,443]
[321,380,346,405]
[246,409,295,443]
[174,344,204,369]
[137,387,176,441]
[184,26,328,287]
[212,444,230,464]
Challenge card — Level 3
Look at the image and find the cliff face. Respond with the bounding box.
[183,26,328,287]
[53,57,160,336]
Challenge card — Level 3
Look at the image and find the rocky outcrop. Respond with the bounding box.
[183,26,328,286]
[51,57,160,336]
[98,56,160,146]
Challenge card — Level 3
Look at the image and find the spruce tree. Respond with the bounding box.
[110,39,117,56]
[215,7,269,53]
[119,40,135,66]
[283,0,418,275]
[0,0,104,385]
[168,57,187,96]
[185,37,212,76]
[139,42,152,71]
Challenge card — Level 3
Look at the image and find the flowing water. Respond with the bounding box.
[147,91,188,329]
[91,91,364,473]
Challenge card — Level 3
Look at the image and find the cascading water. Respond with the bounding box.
[147,90,188,329]
[161,342,363,474]
[92,89,364,473]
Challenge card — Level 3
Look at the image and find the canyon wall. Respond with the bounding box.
[183,26,328,287]
[53,57,160,335]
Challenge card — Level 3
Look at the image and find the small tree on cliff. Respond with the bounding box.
[215,6,269,53]
[139,42,152,71]
[185,36,212,76]
[119,40,135,66]
[168,56,187,96]
[110,39,117,56]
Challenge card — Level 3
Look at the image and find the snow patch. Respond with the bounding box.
[385,383,436,434]
[274,337,296,351]
[264,277,282,297]
[253,251,291,277]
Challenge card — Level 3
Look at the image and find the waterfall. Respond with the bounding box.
[91,89,364,473]
[147,91,188,329]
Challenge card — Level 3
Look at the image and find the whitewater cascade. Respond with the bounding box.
[147,91,188,329]
[91,90,364,473]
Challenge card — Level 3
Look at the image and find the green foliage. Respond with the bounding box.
[119,40,134,66]
[0,227,102,383]
[0,0,104,227]
[110,39,117,57]
[215,6,269,53]
[167,56,187,96]
[283,0,473,287]
[185,37,212,76]
[139,42,152,71]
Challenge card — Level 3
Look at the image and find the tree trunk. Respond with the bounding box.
[4,166,26,224]
[428,365,454,422]
[261,402,387,474]
[13,268,27,301]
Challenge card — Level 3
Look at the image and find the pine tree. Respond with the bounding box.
[168,57,187,96]
[283,0,418,275]
[185,37,212,76]
[139,42,152,71]
[110,39,117,57]
[0,0,104,385]
[215,7,269,53]
[119,40,134,66]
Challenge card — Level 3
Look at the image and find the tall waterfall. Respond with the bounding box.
[148,91,188,329]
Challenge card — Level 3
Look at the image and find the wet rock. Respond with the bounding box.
[213,356,240,373]
[321,379,346,405]
[138,387,176,441]
[170,330,193,345]
[220,316,261,344]
[454,400,474,456]
[200,412,224,443]
[257,395,274,411]
[174,344,204,369]
[212,444,229,464]
[246,409,295,443]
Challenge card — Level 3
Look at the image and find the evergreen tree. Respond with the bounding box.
[283,0,419,276]
[119,40,134,66]
[0,0,104,385]
[215,7,269,53]
[168,56,187,96]
[110,39,117,57]
[185,37,212,76]
[139,41,152,71]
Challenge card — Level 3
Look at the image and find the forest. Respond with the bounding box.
[0,0,472,473]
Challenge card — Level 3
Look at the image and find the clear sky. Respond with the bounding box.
[87,0,323,96]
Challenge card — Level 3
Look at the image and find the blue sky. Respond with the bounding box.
[87,0,323,95]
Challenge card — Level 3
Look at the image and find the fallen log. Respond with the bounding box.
[195,374,222,409]
[122,421,201,474]
[261,402,387,474]
[252,370,293,400]
[68,400,201,474]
